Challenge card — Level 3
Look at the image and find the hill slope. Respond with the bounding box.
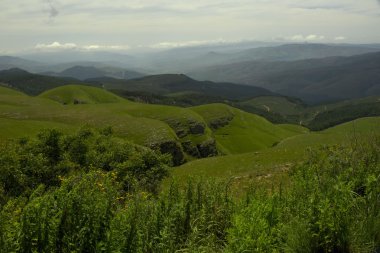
[39,85,124,104]
[0,85,306,165]
[191,103,308,154]
[0,68,94,95]
[172,117,380,184]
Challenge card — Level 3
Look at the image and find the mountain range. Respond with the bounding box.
[189,51,380,103]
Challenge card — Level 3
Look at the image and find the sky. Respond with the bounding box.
[1,0,380,54]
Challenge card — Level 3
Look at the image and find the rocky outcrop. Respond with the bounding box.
[165,119,206,138]
[197,138,218,158]
[182,140,201,158]
[189,121,205,135]
[209,115,234,130]
[151,141,185,166]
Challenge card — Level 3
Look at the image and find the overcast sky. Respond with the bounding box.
[1,0,380,54]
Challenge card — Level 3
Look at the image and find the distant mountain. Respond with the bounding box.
[45,66,144,81]
[137,43,380,73]
[0,68,96,95]
[0,56,43,72]
[88,74,275,101]
[189,52,380,103]
[19,51,136,67]
[228,43,380,62]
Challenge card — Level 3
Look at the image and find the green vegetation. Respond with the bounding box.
[0,68,93,95]
[1,129,379,252]
[1,78,380,252]
[191,104,307,154]
[235,95,380,131]
[2,67,379,133]
[1,85,307,165]
[39,85,124,104]
[173,117,380,187]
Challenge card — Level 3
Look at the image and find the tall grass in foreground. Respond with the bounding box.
[0,133,379,252]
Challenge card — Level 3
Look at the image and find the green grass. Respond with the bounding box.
[39,85,124,104]
[0,118,75,140]
[0,86,28,96]
[240,96,305,115]
[170,117,380,187]
[5,84,374,176]
[0,86,178,146]
[191,104,307,154]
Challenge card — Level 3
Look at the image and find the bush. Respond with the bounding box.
[0,130,379,252]
[0,127,170,198]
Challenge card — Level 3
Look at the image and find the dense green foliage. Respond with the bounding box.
[0,129,379,252]
[0,128,170,200]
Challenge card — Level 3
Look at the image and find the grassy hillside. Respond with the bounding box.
[0,85,308,165]
[0,86,182,163]
[39,85,124,104]
[172,117,380,186]
[191,104,307,154]
[238,96,305,116]
[0,118,75,140]
[237,95,380,130]
[0,68,95,95]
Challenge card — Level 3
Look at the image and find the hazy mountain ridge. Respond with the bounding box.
[135,43,380,73]
[189,51,380,103]
[45,65,144,80]
[88,74,275,101]
[0,68,96,95]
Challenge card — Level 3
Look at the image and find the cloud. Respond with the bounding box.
[150,39,230,49]
[36,42,77,50]
[288,34,325,42]
[334,36,346,41]
[82,44,131,50]
[35,42,130,51]
[45,0,59,18]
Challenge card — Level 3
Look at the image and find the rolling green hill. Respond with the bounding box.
[172,117,380,186]
[2,84,380,195]
[236,95,380,130]
[0,68,94,95]
[39,85,125,104]
[0,85,307,166]
[191,103,308,154]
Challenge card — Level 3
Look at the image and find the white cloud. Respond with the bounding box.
[288,34,326,42]
[150,39,234,49]
[1,0,379,52]
[35,42,77,50]
[334,36,346,41]
[82,45,131,50]
[35,42,130,51]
